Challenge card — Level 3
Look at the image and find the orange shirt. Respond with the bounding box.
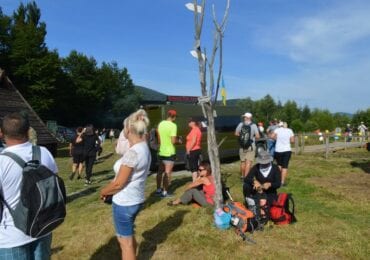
[186,126,202,152]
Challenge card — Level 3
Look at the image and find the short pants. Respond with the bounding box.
[239,144,256,162]
[112,202,143,237]
[159,154,176,164]
[274,151,292,169]
[188,149,201,172]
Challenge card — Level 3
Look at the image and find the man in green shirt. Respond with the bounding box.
[156,110,181,197]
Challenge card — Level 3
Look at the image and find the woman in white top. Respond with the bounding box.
[272,122,294,186]
[101,109,151,260]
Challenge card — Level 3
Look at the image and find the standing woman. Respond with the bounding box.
[82,125,100,185]
[272,122,294,186]
[185,118,202,182]
[100,110,151,260]
[69,126,85,180]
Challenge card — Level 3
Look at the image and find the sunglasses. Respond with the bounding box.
[198,168,206,172]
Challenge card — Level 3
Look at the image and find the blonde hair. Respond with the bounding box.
[126,109,150,137]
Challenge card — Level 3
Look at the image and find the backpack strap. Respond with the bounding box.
[32,145,41,162]
[0,152,26,169]
[288,194,297,223]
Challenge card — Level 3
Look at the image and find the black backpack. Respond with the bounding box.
[0,146,66,238]
[239,124,253,150]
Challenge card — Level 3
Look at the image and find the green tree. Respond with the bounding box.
[255,94,276,123]
[310,109,335,131]
[236,97,255,114]
[291,118,304,133]
[332,113,351,131]
[352,108,370,131]
[281,100,300,125]
[7,2,60,117]
[0,8,11,69]
[300,105,311,122]
[303,120,319,132]
[59,50,99,124]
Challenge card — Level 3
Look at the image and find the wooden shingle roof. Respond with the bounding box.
[0,69,57,156]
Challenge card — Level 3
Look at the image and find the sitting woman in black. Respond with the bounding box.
[243,150,281,224]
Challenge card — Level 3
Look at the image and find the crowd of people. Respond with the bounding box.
[0,108,368,259]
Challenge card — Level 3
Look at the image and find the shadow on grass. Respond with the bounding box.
[51,246,64,255]
[90,236,120,260]
[137,210,189,259]
[93,170,112,178]
[66,186,98,203]
[350,160,370,174]
[144,176,192,208]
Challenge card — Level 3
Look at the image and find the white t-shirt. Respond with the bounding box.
[0,142,58,248]
[274,127,294,152]
[112,141,151,206]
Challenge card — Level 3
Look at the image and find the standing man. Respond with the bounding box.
[156,110,181,197]
[0,112,58,259]
[272,122,294,186]
[235,112,260,179]
[358,122,368,142]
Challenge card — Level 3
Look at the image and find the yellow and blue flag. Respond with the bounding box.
[221,76,227,106]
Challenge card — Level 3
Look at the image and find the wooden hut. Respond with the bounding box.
[0,69,57,156]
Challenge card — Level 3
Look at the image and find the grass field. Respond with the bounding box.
[51,142,370,260]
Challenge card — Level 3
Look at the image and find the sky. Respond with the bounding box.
[1,0,370,113]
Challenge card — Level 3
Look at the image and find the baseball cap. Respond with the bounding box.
[242,112,252,118]
[168,110,177,117]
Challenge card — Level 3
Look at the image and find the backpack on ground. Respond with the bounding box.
[269,193,296,225]
[223,190,256,242]
[238,124,253,150]
[0,146,66,238]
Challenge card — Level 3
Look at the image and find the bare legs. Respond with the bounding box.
[156,162,174,195]
[117,236,137,260]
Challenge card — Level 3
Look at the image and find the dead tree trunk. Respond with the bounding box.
[189,0,230,209]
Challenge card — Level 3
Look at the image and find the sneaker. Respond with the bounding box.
[85,180,92,185]
[155,188,162,196]
[160,192,173,198]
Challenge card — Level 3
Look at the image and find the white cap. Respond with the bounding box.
[242,112,252,118]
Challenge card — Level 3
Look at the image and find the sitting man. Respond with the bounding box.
[243,150,281,225]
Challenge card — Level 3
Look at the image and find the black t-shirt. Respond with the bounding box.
[71,136,84,155]
[83,134,99,157]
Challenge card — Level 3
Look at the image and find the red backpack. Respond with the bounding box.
[270,193,297,225]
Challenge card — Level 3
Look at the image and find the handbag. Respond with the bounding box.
[103,195,113,204]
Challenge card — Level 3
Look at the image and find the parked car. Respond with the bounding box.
[56,126,76,143]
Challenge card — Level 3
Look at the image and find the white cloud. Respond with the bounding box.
[226,58,370,113]
[256,2,370,64]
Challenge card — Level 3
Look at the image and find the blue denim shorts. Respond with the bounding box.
[112,202,143,237]
[0,233,51,260]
